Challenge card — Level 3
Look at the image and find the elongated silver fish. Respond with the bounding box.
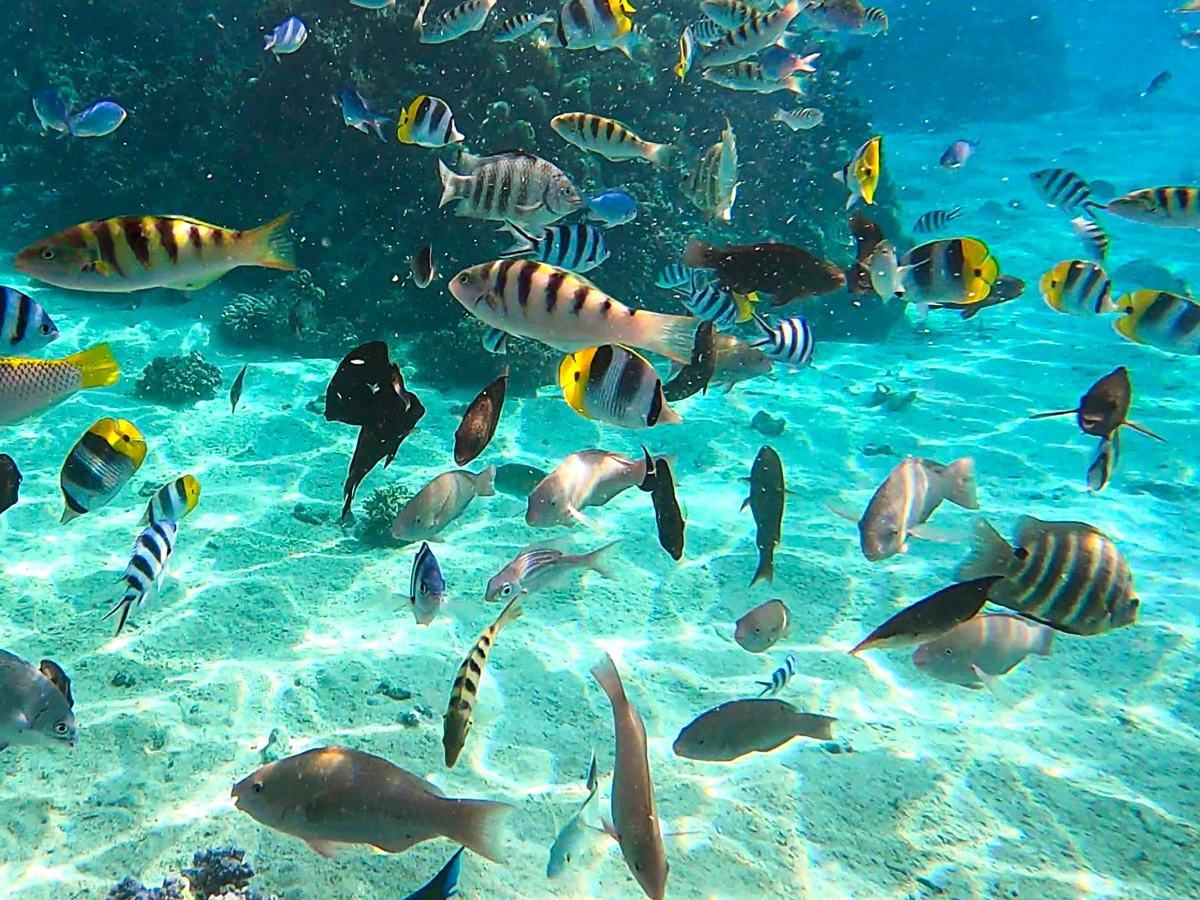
[494,11,554,40]
[546,753,600,878]
[912,613,1054,689]
[438,151,582,230]
[484,541,619,601]
[700,0,801,67]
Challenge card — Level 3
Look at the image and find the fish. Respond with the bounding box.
[1113,289,1200,354]
[14,213,295,293]
[773,107,823,130]
[689,18,729,45]
[437,151,582,230]
[494,11,555,40]
[412,244,437,288]
[1106,186,1200,228]
[675,25,696,79]
[1071,216,1109,262]
[409,541,447,626]
[846,208,885,296]
[735,598,790,653]
[1030,168,1101,218]
[859,5,887,34]
[912,613,1054,690]
[1087,435,1116,493]
[449,259,702,364]
[324,342,426,521]
[391,468,495,543]
[1030,366,1163,442]
[403,847,464,900]
[913,206,965,235]
[482,328,509,354]
[415,0,496,43]
[32,89,71,135]
[67,100,127,138]
[230,363,247,413]
[756,653,796,696]
[956,517,1139,636]
[0,650,76,751]
[547,752,600,878]
[704,334,772,390]
[758,46,819,80]
[558,345,681,429]
[443,595,524,767]
[264,16,308,55]
[552,0,637,54]
[139,475,201,525]
[590,653,668,900]
[682,282,738,328]
[495,462,548,497]
[59,417,146,524]
[926,273,1025,319]
[0,286,58,353]
[857,457,977,562]
[803,0,867,32]
[36,659,73,709]
[898,237,999,315]
[526,449,649,526]
[661,319,717,401]
[684,237,845,304]
[585,189,637,227]
[454,369,508,465]
[680,121,738,222]
[104,520,177,635]
[485,541,619,602]
[0,343,119,425]
[749,314,813,367]
[338,84,391,141]
[397,95,464,147]
[703,62,805,94]
[655,263,701,291]
[939,139,976,170]
[850,576,1001,655]
[637,448,684,560]
[351,0,398,7]
[0,454,20,515]
[550,113,673,167]
[834,135,882,209]
[1038,260,1118,316]
[498,223,609,273]
[232,746,514,860]
[860,239,911,299]
[1142,70,1172,97]
[700,0,801,67]
[700,0,760,28]
[742,445,784,585]
[673,699,835,761]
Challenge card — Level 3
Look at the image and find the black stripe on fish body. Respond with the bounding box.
[1170,295,1200,341]
[94,220,124,277]
[497,166,515,216]
[1087,536,1120,616]
[1025,531,1073,621]
[121,217,152,268]
[646,379,664,426]
[470,166,486,208]
[1137,292,1176,330]
[66,432,124,494]
[571,283,589,313]
[130,551,157,584]
[1054,532,1105,630]
[493,258,515,302]
[482,166,499,214]
[154,218,179,264]
[512,260,535,308]
[1153,186,1173,214]
[415,95,434,130]
[13,291,30,345]
[544,269,566,313]
[187,224,204,255]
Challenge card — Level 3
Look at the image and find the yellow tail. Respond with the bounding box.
[67,343,120,389]
[245,212,296,271]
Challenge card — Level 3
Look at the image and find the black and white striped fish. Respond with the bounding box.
[494,11,554,41]
[105,520,177,636]
[415,0,496,43]
[139,475,201,526]
[499,223,610,272]
[482,326,509,354]
[1030,168,1102,218]
[683,283,738,328]
[1071,216,1109,262]
[750,313,814,367]
[756,653,796,696]
[0,287,59,354]
[655,263,699,290]
[689,18,728,45]
[913,206,964,235]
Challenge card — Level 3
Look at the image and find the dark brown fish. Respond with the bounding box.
[849,576,1001,655]
[672,699,835,761]
[847,209,885,296]
[742,445,784,585]
[412,244,436,289]
[734,598,790,653]
[662,320,717,402]
[454,368,508,466]
[37,659,73,708]
[928,274,1026,319]
[1030,366,1163,441]
[638,447,684,560]
[683,238,846,306]
[0,453,20,516]
[230,364,248,414]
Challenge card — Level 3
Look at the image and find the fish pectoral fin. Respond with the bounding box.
[825,499,859,523]
[567,506,597,529]
[907,523,967,544]
[970,664,1011,705]
[515,202,545,214]
[304,838,345,858]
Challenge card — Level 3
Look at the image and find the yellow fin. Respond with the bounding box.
[732,291,759,324]
[243,211,296,271]
[66,343,119,389]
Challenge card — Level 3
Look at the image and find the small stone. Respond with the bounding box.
[398,710,421,728]
[292,503,331,526]
[261,727,291,764]
[111,671,136,688]
[376,681,412,701]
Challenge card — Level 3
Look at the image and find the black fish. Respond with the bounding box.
[454,368,508,465]
[742,445,783,586]
[847,209,885,297]
[412,244,436,289]
[849,576,1002,654]
[662,320,717,402]
[230,364,248,414]
[494,463,548,497]
[37,659,74,708]
[1141,70,1171,98]
[0,454,20,515]
[325,341,426,522]
[1030,366,1163,441]
[638,446,684,560]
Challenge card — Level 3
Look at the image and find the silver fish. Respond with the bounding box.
[391,467,497,542]
[0,650,77,750]
[912,613,1054,689]
[546,752,600,878]
[438,151,582,230]
[484,541,619,602]
[526,449,650,527]
[857,457,978,561]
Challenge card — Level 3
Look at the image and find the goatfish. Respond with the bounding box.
[703,61,805,94]
[552,0,637,55]
[547,753,601,878]
[834,135,882,209]
[912,613,1054,690]
[857,456,978,562]
[735,598,790,653]
[454,369,508,465]
[672,699,835,761]
[0,343,119,425]
[1106,186,1200,228]
[742,445,784,585]
[140,475,201,525]
[956,517,1139,636]
[391,467,496,542]
[397,95,464,147]
[551,113,673,167]
[105,520,177,635]
[526,449,651,527]
[14,213,295,293]
[484,541,619,602]
[681,121,738,222]
[443,595,523,768]
[449,259,702,364]
[559,345,681,429]
[1039,260,1118,316]
[1113,289,1200,354]
[415,0,496,43]
[438,151,582,231]
[898,237,999,315]
[0,650,76,751]
[850,576,1001,655]
[494,11,554,40]
[700,0,801,67]
[59,417,146,524]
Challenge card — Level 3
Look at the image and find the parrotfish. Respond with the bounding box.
[0,650,77,751]
[390,467,496,542]
[526,449,650,527]
[857,457,978,562]
[850,576,1002,655]
[673,699,835,761]
[912,613,1054,689]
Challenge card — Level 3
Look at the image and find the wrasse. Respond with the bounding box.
[0,344,119,425]
[14,214,294,293]
[550,113,673,167]
[1106,186,1200,228]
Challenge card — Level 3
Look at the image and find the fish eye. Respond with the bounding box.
[1014,547,1030,561]
[501,583,515,598]
[54,722,69,735]
[39,323,51,334]
[41,247,55,260]
[943,648,954,657]
[252,781,264,793]
[457,273,471,285]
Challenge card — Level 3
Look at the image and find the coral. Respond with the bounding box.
[217,270,358,358]
[106,876,187,900]
[218,293,289,347]
[360,481,412,547]
[135,352,222,405]
[182,847,256,897]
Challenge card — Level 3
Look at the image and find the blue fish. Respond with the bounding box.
[585,189,637,227]
[403,846,463,900]
[338,84,390,142]
[68,100,127,138]
[409,541,446,625]
[32,89,71,136]
[264,16,308,55]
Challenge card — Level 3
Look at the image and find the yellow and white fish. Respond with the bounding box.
[681,120,738,222]
[1039,260,1118,316]
[550,113,673,167]
[414,0,496,42]
[140,475,202,525]
[0,343,119,425]
[552,0,636,55]
[60,417,146,524]
[1114,289,1200,354]
[675,25,695,80]
[833,135,881,209]
[397,95,464,147]
[558,345,681,429]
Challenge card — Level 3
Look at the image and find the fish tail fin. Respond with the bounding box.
[785,75,805,94]
[646,313,702,364]
[1125,419,1166,442]
[749,556,773,587]
[953,518,1012,582]
[1082,199,1103,220]
[943,457,979,510]
[68,343,120,389]
[590,652,628,707]
[682,237,711,269]
[583,540,623,580]
[443,798,514,863]
[1032,626,1055,657]
[475,465,497,497]
[262,35,275,51]
[647,142,674,169]
[438,160,463,208]
[245,212,296,270]
[498,223,537,258]
[102,590,136,636]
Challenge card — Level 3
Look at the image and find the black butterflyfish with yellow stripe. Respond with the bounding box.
[397,95,464,148]
[59,417,146,524]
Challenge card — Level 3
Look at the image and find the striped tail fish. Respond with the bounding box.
[749,314,814,367]
[552,0,636,54]
[558,344,681,429]
[498,223,610,273]
[655,263,707,291]
[700,0,761,28]
[0,343,119,425]
[443,595,524,768]
[396,95,464,147]
[956,516,1139,636]
[550,113,673,167]
[448,259,703,364]
[1038,260,1118,316]
[494,11,554,41]
[689,18,729,45]
[0,287,59,354]
[415,0,496,43]
[681,121,738,222]
[14,214,295,293]
[898,237,999,314]
[59,417,147,524]
[703,62,805,94]
[105,520,177,636]
[1071,216,1109,262]
[1113,289,1200,354]
[834,134,882,209]
[913,206,965,235]
[1106,186,1200,228]
[1029,168,1101,218]
[438,151,582,231]
[700,0,801,67]
[140,475,201,526]
[858,5,887,35]
[756,654,796,697]
[773,107,823,130]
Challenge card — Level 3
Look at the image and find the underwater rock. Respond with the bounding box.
[291,502,331,526]
[751,410,786,436]
[219,293,290,347]
[376,680,413,701]
[360,481,413,546]
[218,271,357,358]
[260,727,290,764]
[107,876,188,900]
[135,352,222,405]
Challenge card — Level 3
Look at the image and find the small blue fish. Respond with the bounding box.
[403,846,463,900]
[68,100,127,138]
[338,84,390,141]
[264,16,308,55]
[585,189,637,227]
[32,89,71,136]
[0,287,59,353]
[409,541,446,625]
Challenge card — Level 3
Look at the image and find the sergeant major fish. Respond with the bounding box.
[409,541,446,625]
[749,314,813,367]
[263,15,308,55]
[0,650,76,750]
[0,286,59,353]
[499,223,609,273]
[856,456,978,562]
[105,520,177,635]
[742,445,784,585]
[438,151,582,231]
[484,541,619,602]
[494,11,555,40]
[391,466,496,542]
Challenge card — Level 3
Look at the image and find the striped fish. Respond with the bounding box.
[773,107,823,130]
[681,122,738,222]
[553,0,636,53]
[700,0,761,28]
[397,95,463,147]
[14,214,294,293]
[1038,260,1117,316]
[0,344,119,425]
[859,6,887,35]
[59,417,146,524]
[550,113,673,167]
[1114,289,1200,354]
[443,595,524,767]
[0,287,58,354]
[415,0,496,43]
[683,283,738,328]
[1071,216,1109,262]
[756,654,796,697]
[558,344,681,428]
[105,520,177,636]
[438,151,582,230]
[749,313,814,367]
[499,223,610,273]
[494,11,554,40]
[956,516,1139,636]
[700,0,801,67]
[899,238,999,310]
[140,475,201,526]
[484,541,619,602]
[655,263,700,290]
[675,25,695,80]
[689,18,728,45]
[1106,186,1200,228]
[1030,168,1101,218]
[913,206,964,235]
[703,62,804,94]
[482,326,509,354]
[448,259,702,363]
[409,541,446,625]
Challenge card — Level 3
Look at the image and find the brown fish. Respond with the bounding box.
[672,699,835,761]
[857,456,978,562]
[231,746,514,861]
[683,238,846,306]
[591,653,668,900]
[849,576,1001,654]
[638,447,685,561]
[734,598,791,653]
[37,659,73,708]
[912,613,1054,689]
[847,209,886,297]
[928,273,1026,318]
[742,445,784,584]
[661,320,717,402]
[1030,366,1163,441]
[454,368,509,465]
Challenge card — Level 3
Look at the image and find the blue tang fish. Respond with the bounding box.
[68,100,128,138]
[338,84,391,142]
[403,847,463,900]
[585,189,637,227]
[264,16,308,55]
[32,89,71,136]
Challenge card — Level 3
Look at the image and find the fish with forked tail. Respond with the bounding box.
[742,445,784,584]
[638,447,685,560]
[673,699,835,761]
